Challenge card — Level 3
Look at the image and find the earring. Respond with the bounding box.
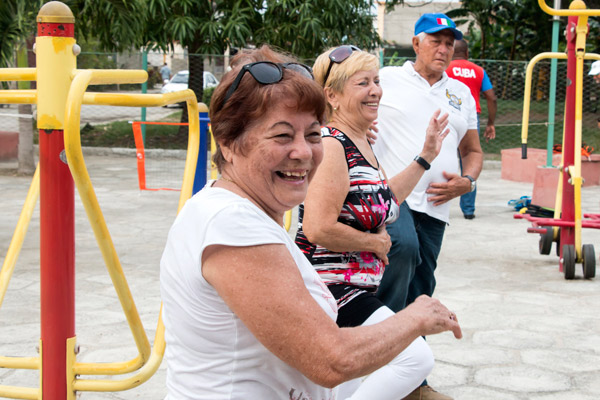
[333,106,338,111]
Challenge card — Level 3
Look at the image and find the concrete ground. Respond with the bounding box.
[1,151,599,399]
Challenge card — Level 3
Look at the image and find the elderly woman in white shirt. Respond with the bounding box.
[160,45,461,400]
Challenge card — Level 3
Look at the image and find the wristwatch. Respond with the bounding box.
[413,155,431,170]
[463,175,476,192]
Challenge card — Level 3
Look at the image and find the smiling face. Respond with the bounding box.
[221,102,323,222]
[329,68,382,127]
[413,30,455,80]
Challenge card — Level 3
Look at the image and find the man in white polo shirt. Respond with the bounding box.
[373,13,483,400]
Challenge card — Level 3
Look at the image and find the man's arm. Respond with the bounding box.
[482,88,497,142]
[426,129,483,206]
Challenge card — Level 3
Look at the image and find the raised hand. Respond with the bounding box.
[420,109,450,163]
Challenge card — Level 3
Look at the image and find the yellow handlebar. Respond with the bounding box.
[538,0,600,16]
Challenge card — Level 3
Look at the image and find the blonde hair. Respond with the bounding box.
[313,47,379,119]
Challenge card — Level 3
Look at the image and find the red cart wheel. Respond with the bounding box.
[582,244,596,279]
[563,244,576,280]
[539,227,553,255]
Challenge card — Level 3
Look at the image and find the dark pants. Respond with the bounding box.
[406,210,446,305]
[459,187,476,216]
[377,203,446,311]
[376,201,420,312]
[377,204,446,388]
[459,113,480,216]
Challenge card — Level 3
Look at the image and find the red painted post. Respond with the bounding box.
[39,129,75,398]
[36,2,76,398]
[560,16,578,270]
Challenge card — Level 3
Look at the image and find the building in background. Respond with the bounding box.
[377,1,463,58]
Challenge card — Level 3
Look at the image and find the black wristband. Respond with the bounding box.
[414,155,431,170]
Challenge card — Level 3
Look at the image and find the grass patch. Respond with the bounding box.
[78,111,188,149]
[32,110,189,149]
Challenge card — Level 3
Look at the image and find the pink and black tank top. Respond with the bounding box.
[295,127,400,292]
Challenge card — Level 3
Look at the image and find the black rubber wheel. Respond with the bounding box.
[582,244,596,279]
[555,229,561,257]
[539,227,553,255]
[563,244,576,280]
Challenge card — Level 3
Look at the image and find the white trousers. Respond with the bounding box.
[337,306,434,400]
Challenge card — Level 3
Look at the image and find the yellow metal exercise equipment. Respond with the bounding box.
[0,1,200,398]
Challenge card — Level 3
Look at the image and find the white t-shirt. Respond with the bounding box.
[373,61,478,223]
[160,183,338,400]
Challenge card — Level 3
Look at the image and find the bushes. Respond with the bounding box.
[202,86,216,107]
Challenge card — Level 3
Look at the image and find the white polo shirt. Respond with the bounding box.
[373,61,477,223]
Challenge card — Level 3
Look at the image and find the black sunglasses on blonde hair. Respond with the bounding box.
[222,61,314,106]
[322,45,361,86]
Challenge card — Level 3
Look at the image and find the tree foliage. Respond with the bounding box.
[255,0,380,60]
[446,0,561,61]
[141,0,380,130]
[3,0,381,134]
[63,0,148,52]
[0,0,42,68]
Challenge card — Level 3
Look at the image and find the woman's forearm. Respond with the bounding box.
[386,160,427,203]
[302,217,382,254]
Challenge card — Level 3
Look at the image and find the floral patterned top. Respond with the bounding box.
[295,127,400,307]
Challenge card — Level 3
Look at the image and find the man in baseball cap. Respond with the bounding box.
[374,12,480,400]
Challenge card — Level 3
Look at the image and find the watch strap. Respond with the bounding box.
[414,155,431,170]
[463,175,476,192]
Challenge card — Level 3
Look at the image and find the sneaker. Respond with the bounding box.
[403,385,453,400]
[464,214,475,220]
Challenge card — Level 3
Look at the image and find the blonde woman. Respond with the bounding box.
[295,46,456,399]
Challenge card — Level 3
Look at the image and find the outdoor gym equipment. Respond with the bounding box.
[516,0,600,279]
[0,2,200,399]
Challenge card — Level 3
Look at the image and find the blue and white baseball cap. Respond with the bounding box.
[414,13,463,40]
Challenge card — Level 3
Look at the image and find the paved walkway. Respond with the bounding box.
[1,152,599,399]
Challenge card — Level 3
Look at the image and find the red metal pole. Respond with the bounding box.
[560,16,578,270]
[38,12,76,399]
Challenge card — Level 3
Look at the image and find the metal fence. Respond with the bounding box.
[382,57,600,157]
[2,52,600,157]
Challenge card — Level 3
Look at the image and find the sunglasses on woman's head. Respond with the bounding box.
[222,61,314,106]
[322,45,361,86]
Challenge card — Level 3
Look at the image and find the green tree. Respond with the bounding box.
[446,0,560,61]
[4,0,382,141]
[64,0,148,52]
[0,1,41,69]
[256,0,380,60]
[445,0,505,60]
[1,0,146,174]
[143,0,381,133]
[143,0,262,130]
[0,0,42,174]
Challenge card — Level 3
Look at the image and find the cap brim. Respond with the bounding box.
[589,65,600,76]
[423,26,463,40]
